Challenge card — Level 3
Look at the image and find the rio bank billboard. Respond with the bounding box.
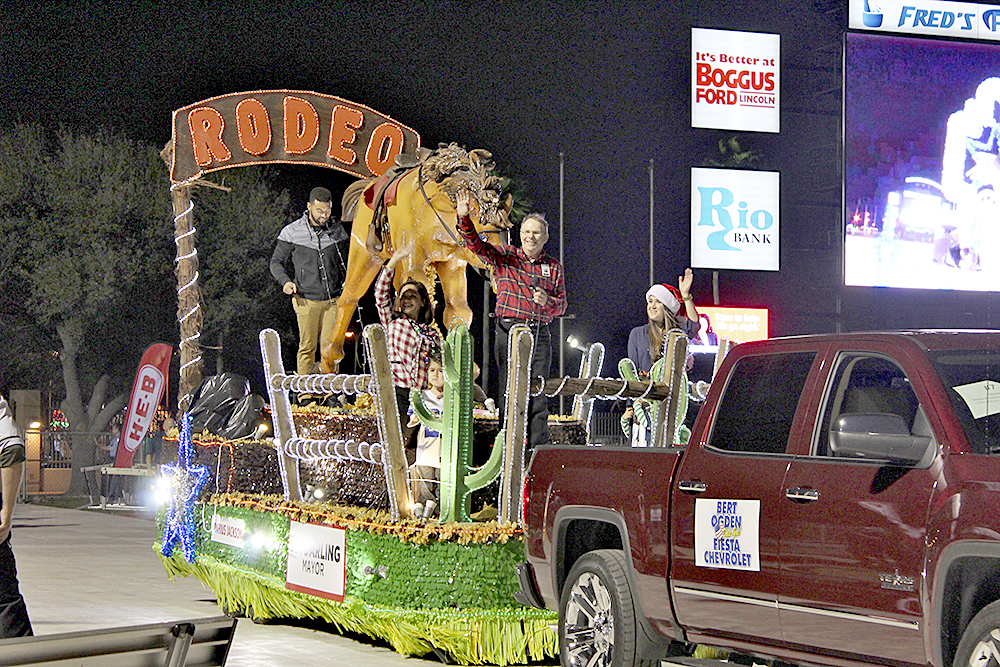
[691,168,780,272]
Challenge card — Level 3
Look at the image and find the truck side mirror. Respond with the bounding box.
[829,413,931,465]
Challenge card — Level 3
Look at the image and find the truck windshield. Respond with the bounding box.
[931,350,1000,454]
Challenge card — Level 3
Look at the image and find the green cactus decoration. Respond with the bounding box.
[618,350,690,446]
[410,323,504,522]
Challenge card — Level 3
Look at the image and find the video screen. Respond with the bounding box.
[845,32,1000,290]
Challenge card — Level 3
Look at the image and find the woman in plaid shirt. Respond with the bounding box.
[375,246,443,422]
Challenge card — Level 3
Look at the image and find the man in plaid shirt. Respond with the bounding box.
[455,192,567,450]
[0,394,31,638]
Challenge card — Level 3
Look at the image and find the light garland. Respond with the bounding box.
[215,493,523,544]
[161,413,211,562]
[171,181,203,411]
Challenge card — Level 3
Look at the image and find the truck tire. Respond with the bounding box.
[559,549,658,667]
[954,600,1000,667]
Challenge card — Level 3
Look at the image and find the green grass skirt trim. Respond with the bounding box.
[158,549,558,666]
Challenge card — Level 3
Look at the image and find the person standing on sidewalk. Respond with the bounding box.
[0,394,32,637]
[270,186,349,405]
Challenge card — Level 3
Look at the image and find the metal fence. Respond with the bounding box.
[31,431,114,468]
[588,411,628,445]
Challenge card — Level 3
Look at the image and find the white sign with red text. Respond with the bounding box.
[115,343,172,468]
[285,521,347,602]
[691,28,780,133]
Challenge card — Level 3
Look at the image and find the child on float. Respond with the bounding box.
[622,269,699,447]
[375,245,443,426]
[407,352,445,518]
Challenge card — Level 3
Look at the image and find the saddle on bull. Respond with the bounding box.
[319,143,513,372]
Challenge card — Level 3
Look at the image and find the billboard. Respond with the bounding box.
[695,306,769,346]
[691,167,780,271]
[845,32,1000,290]
[849,0,1000,41]
[691,28,780,133]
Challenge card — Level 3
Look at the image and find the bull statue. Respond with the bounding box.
[320,143,512,372]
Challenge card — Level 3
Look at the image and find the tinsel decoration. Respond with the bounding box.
[161,412,211,563]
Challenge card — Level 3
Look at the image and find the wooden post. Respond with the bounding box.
[161,144,204,413]
[259,329,302,501]
[499,325,533,524]
[364,325,413,520]
[661,331,688,447]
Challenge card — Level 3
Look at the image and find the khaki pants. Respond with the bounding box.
[292,296,337,380]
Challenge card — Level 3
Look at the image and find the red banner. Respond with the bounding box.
[115,343,172,468]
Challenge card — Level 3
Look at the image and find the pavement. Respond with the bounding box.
[8,501,454,667]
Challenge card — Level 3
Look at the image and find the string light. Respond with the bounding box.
[161,413,211,563]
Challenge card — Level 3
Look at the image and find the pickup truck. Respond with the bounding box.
[516,331,1000,667]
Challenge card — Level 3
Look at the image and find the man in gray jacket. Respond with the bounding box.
[269,187,349,403]
[0,393,31,638]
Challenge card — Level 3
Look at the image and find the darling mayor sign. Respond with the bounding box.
[170,90,422,183]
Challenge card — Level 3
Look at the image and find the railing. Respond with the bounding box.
[22,431,114,495]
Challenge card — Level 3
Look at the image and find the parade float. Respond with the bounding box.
[153,90,707,665]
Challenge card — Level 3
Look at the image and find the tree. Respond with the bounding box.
[0,124,176,493]
[193,168,293,385]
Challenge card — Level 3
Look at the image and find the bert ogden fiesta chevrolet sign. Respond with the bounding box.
[691,28,780,133]
[694,499,761,571]
[850,0,1000,40]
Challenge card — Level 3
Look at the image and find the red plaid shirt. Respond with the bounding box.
[456,215,567,323]
[375,266,443,389]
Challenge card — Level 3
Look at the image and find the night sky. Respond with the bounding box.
[4,0,996,387]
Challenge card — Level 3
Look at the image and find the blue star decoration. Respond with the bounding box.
[161,412,210,563]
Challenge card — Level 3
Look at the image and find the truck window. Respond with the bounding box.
[930,350,1000,454]
[816,354,921,458]
[708,352,816,454]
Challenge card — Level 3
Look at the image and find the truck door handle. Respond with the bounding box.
[678,481,707,494]
[786,487,820,503]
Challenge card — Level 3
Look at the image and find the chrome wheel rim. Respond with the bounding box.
[970,629,1000,667]
[563,571,615,667]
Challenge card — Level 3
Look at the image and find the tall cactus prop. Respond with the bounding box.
[618,329,690,446]
[410,323,504,522]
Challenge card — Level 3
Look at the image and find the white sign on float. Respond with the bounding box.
[691,28,780,133]
[210,514,246,549]
[694,499,761,572]
[691,167,780,271]
[285,521,347,602]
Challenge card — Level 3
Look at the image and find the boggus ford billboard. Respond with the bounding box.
[691,28,780,133]
[691,167,780,271]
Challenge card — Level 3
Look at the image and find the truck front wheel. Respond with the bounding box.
[954,600,1000,667]
[560,549,655,667]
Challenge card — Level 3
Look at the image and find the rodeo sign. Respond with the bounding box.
[170,90,421,183]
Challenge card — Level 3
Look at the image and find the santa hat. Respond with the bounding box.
[645,283,683,317]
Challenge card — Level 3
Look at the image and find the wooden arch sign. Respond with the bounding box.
[170,90,421,183]
[165,90,420,412]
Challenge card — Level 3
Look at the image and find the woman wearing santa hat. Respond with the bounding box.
[627,268,700,373]
[622,268,700,446]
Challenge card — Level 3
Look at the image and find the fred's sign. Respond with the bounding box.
[170,90,421,183]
